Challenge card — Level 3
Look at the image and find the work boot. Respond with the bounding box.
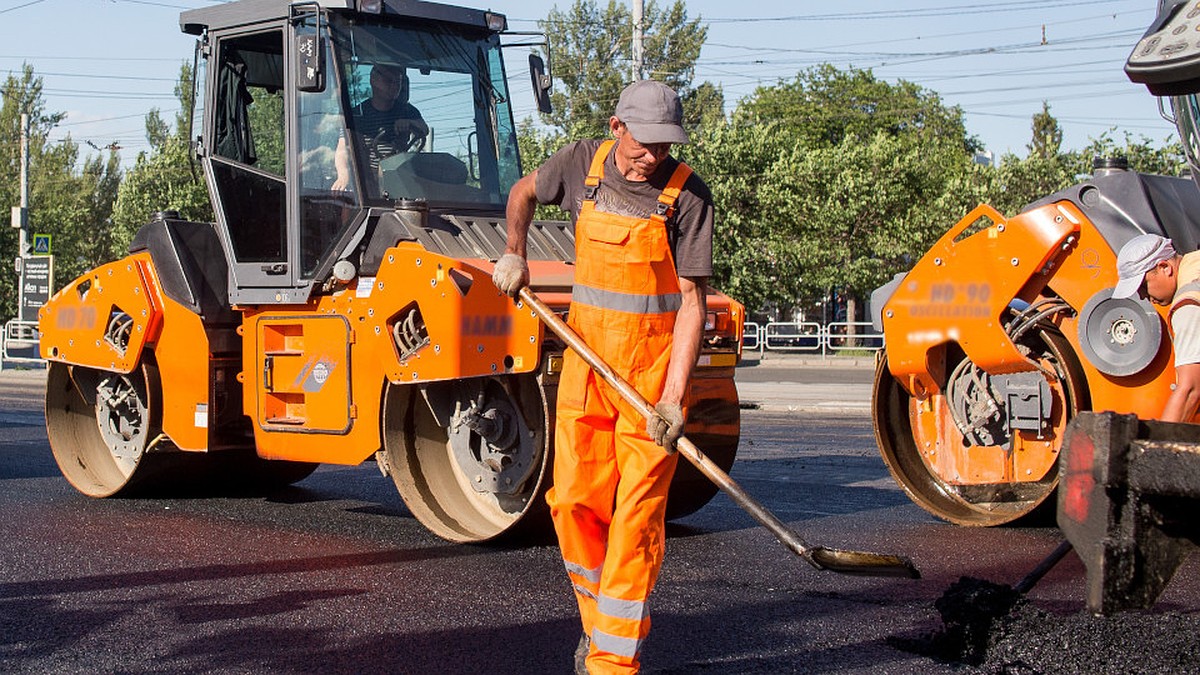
[574,632,590,675]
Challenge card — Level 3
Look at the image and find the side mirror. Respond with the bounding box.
[529,54,552,114]
[295,30,324,93]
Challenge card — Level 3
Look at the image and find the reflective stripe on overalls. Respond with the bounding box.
[546,140,693,675]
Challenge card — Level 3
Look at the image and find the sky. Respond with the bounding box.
[0,0,1177,166]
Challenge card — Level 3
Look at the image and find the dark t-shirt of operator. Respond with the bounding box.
[534,139,714,279]
[352,99,424,169]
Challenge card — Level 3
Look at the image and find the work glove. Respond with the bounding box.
[492,253,529,298]
[647,402,685,452]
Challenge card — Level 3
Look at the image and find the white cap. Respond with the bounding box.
[1113,234,1177,299]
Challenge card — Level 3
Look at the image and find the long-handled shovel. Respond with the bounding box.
[519,287,919,579]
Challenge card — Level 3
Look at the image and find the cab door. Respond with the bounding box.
[206,27,294,303]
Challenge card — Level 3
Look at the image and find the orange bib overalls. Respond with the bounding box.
[547,140,693,674]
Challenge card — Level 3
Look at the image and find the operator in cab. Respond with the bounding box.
[332,63,428,191]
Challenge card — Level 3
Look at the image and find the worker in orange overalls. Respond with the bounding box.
[492,79,714,674]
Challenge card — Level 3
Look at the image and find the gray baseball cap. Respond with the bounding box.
[1113,233,1177,299]
[615,80,689,145]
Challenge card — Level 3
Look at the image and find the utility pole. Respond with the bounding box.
[18,113,29,257]
[11,111,50,336]
[6,113,30,365]
[632,0,644,81]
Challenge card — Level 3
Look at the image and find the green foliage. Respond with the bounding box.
[0,64,125,318]
[1029,102,1063,159]
[111,62,212,250]
[737,64,981,154]
[30,144,125,290]
[536,0,718,140]
[778,132,974,304]
[691,66,979,318]
[972,117,1185,220]
[1075,129,1186,177]
[684,120,801,312]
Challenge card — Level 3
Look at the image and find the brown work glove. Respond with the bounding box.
[647,402,684,452]
[492,253,529,298]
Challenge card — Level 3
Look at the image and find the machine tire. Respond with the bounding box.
[381,373,551,543]
[46,360,319,497]
[45,360,171,497]
[872,326,1088,526]
[665,381,741,520]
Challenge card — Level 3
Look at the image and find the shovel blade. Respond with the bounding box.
[809,547,921,579]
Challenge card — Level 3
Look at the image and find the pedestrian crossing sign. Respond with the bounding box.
[32,234,51,255]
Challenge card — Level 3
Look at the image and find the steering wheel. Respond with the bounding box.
[394,119,427,153]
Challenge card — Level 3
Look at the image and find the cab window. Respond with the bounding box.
[211,30,286,265]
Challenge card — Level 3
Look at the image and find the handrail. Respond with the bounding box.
[2,319,44,367]
[741,320,886,357]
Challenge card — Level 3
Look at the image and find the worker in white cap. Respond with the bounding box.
[1113,233,1200,421]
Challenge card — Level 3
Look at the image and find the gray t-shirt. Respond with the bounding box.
[534,139,714,278]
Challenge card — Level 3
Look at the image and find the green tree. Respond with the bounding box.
[535,0,720,141]
[979,110,1184,222]
[685,120,802,314]
[0,64,125,317]
[1073,130,1186,177]
[1029,101,1063,159]
[0,66,61,317]
[738,64,981,154]
[28,141,124,289]
[985,106,1088,217]
[691,66,978,318]
[112,63,212,249]
[771,132,974,322]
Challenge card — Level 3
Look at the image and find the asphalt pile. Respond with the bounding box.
[890,576,1200,673]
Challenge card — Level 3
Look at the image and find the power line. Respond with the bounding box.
[708,0,1131,22]
[21,71,180,83]
[0,0,46,15]
[0,55,185,63]
[704,9,1141,55]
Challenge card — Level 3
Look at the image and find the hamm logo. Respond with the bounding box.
[462,315,513,336]
[297,358,337,393]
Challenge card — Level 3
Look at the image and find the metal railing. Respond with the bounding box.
[742,321,761,353]
[2,319,44,367]
[825,321,885,353]
[740,320,885,357]
[764,321,823,353]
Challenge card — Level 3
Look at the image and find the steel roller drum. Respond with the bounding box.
[1077,288,1163,377]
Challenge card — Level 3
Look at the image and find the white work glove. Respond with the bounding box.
[647,402,685,452]
[493,253,529,298]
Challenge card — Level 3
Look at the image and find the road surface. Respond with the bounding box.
[1,364,1196,673]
